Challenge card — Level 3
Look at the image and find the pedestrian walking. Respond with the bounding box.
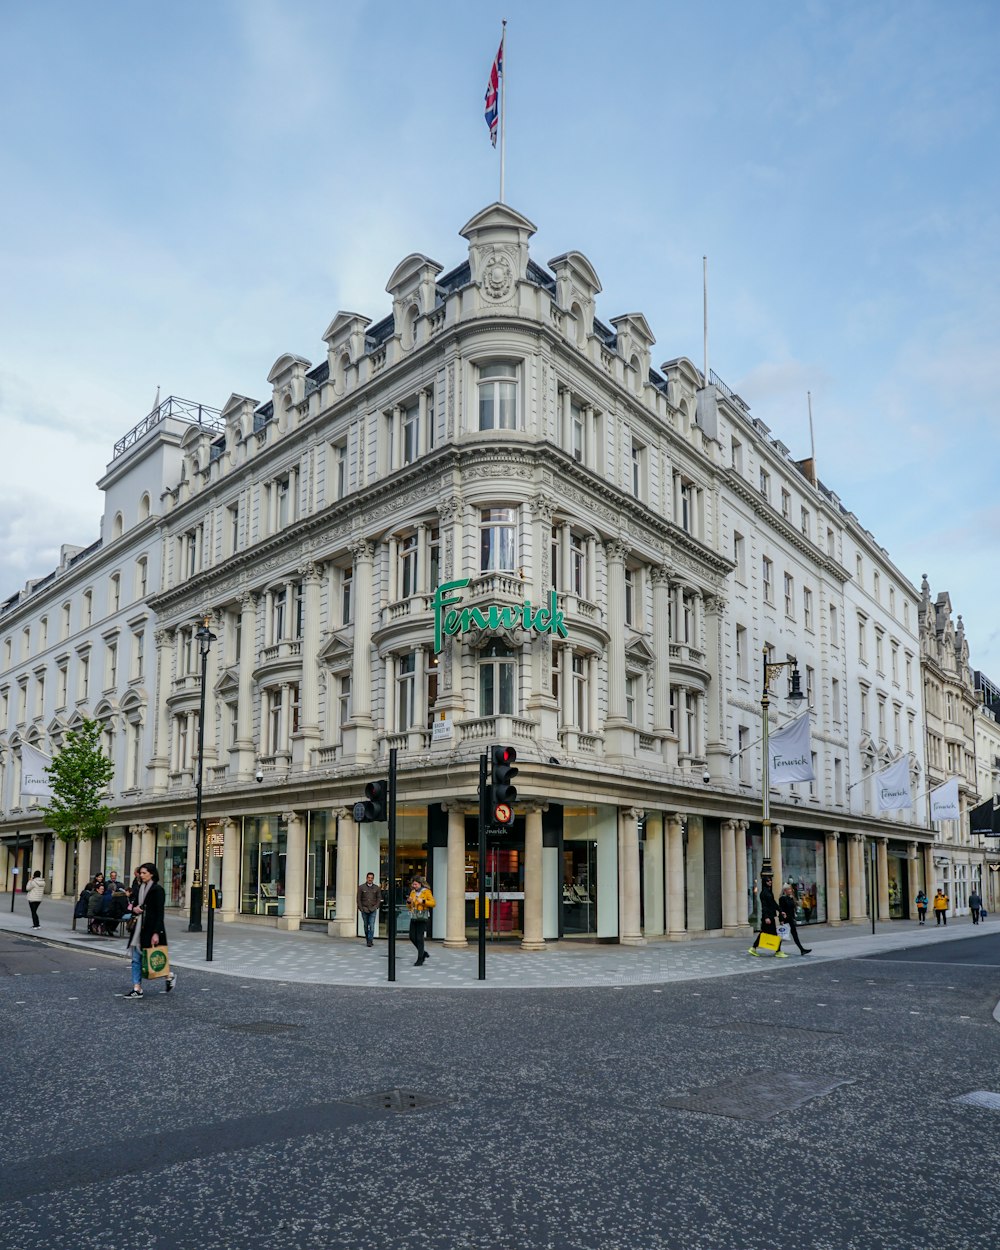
[778,884,812,955]
[123,862,176,1000]
[407,875,435,966]
[357,872,383,946]
[748,872,787,957]
[969,888,983,925]
[25,870,45,928]
[915,889,928,925]
[933,888,949,926]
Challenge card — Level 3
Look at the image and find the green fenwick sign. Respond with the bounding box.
[432,579,569,654]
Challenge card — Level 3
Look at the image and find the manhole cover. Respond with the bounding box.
[223,1022,303,1035]
[662,1071,854,1122]
[342,1088,444,1114]
[953,1090,1000,1111]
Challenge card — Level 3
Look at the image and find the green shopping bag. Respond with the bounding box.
[141,946,170,979]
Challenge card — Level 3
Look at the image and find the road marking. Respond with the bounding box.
[15,1001,25,1005]
[862,1007,873,1011]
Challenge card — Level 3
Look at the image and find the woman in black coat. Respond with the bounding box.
[778,884,811,955]
[124,862,175,999]
[749,873,786,957]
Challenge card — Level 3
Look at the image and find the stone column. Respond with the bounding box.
[330,808,359,938]
[520,804,547,951]
[703,594,728,782]
[221,817,240,921]
[184,821,197,905]
[278,810,305,930]
[31,834,45,878]
[772,824,784,891]
[236,592,258,780]
[297,563,323,766]
[734,820,751,933]
[444,803,468,948]
[848,834,866,922]
[923,844,934,896]
[826,833,842,926]
[665,813,687,938]
[419,389,431,456]
[877,837,890,920]
[140,826,156,865]
[643,811,665,936]
[50,837,68,899]
[202,613,220,772]
[721,818,739,935]
[907,841,921,918]
[618,807,645,945]
[128,826,141,874]
[75,839,92,894]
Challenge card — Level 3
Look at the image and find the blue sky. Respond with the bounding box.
[2,0,999,669]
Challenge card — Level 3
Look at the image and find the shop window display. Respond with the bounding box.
[242,815,287,915]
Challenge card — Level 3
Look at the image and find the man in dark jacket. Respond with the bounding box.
[969,889,983,924]
[778,884,811,955]
[749,873,787,957]
[357,873,383,947]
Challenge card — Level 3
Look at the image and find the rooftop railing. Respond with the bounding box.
[113,395,223,459]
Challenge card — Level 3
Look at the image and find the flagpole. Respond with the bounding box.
[499,20,507,203]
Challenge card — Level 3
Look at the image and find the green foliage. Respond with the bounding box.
[40,718,118,844]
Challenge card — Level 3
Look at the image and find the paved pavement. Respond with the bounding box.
[2,891,994,989]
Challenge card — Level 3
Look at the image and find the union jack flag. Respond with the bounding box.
[484,37,503,147]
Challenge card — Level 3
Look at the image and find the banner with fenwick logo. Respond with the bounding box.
[767,711,814,785]
[432,579,568,654]
[876,756,912,812]
[929,777,960,822]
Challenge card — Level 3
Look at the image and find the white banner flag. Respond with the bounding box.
[876,756,912,812]
[930,777,960,822]
[768,712,814,785]
[20,741,54,799]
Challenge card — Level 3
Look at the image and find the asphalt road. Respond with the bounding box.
[2,933,998,1250]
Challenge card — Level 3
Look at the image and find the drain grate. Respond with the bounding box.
[342,1088,445,1114]
[662,1070,854,1122]
[223,1021,303,1035]
[953,1090,1000,1111]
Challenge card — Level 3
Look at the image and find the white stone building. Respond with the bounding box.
[0,204,941,943]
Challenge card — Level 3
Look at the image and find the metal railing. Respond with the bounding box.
[113,396,224,459]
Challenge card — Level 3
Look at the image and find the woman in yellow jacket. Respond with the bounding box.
[933,888,949,926]
[407,876,435,966]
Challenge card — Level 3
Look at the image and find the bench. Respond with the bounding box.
[71,913,132,938]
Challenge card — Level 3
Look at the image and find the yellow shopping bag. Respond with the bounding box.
[757,931,781,953]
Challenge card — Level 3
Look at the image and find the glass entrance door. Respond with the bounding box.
[463,840,524,940]
[562,838,597,935]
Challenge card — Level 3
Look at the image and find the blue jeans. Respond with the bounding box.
[362,911,378,943]
[131,946,143,986]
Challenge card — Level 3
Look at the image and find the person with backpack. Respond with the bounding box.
[915,888,928,925]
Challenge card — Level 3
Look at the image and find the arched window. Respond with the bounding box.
[112,512,124,539]
[138,493,150,521]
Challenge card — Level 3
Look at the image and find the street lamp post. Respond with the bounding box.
[188,617,217,933]
[760,648,804,884]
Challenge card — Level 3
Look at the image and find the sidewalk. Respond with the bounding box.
[0,892,992,990]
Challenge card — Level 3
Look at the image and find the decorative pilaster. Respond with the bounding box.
[235,592,258,780]
[772,824,784,890]
[619,806,645,944]
[734,820,751,934]
[139,825,156,865]
[907,841,921,921]
[443,803,469,948]
[849,834,866,922]
[703,593,729,783]
[150,628,173,792]
[296,563,323,767]
[347,542,375,756]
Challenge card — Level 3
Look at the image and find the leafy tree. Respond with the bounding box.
[41,719,118,844]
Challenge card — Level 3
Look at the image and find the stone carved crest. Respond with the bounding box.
[480,249,515,302]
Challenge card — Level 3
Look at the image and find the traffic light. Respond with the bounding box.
[353,778,388,824]
[490,745,518,827]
